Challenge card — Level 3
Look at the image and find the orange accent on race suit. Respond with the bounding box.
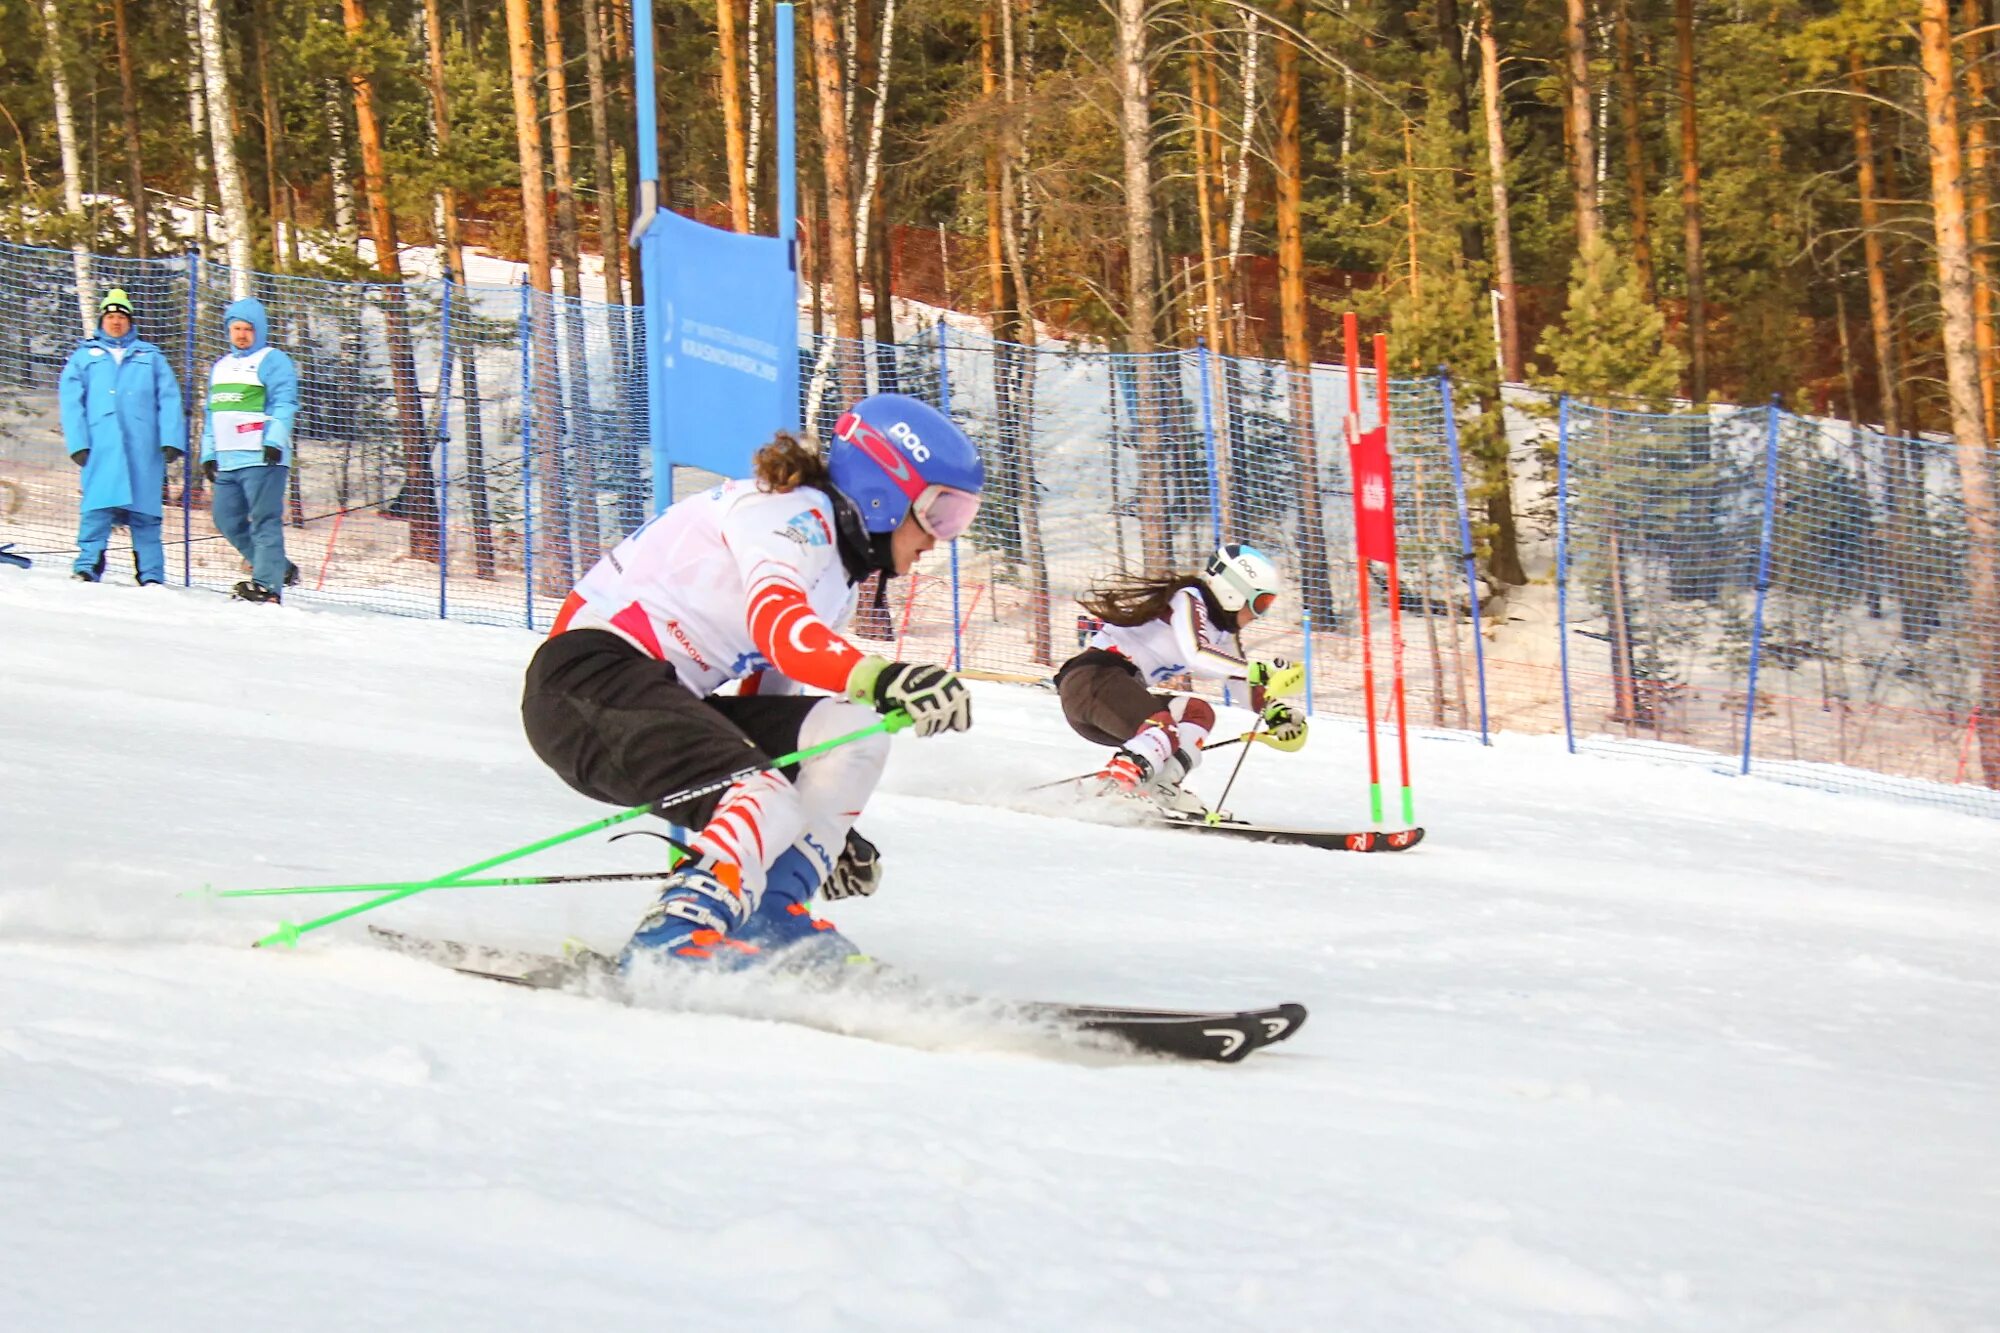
[744,578,866,694]
[550,590,586,636]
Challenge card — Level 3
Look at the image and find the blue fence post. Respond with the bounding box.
[1556,395,1576,754]
[1302,610,1314,716]
[1197,338,1222,545]
[435,278,455,621]
[1437,372,1491,745]
[1741,398,1783,775]
[182,246,200,588]
[519,276,535,631]
[776,2,801,429]
[935,320,962,668]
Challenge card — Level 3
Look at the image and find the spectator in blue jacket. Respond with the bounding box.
[58,288,187,584]
[202,296,300,603]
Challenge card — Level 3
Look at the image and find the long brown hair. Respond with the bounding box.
[752,431,833,494]
[1080,572,1207,628]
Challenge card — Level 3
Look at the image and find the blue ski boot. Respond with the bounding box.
[729,844,866,972]
[622,857,758,966]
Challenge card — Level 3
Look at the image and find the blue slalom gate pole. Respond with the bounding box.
[182,247,200,588]
[518,276,535,631]
[435,278,454,620]
[936,321,963,669]
[1741,399,1783,775]
[1437,372,1491,744]
[1302,610,1314,716]
[776,2,800,429]
[1556,395,1576,754]
[1197,339,1221,546]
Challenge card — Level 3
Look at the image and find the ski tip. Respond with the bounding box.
[1383,826,1426,851]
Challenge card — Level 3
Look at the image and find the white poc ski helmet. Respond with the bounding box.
[1203,543,1281,616]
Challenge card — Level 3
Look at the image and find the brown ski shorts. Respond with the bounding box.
[1054,649,1176,748]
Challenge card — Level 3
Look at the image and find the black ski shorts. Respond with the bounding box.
[521,628,823,826]
[1053,648,1176,748]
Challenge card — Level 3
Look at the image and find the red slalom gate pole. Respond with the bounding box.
[1344,313,1384,822]
[1376,333,1416,825]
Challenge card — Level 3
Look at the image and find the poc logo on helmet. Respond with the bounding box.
[887,421,929,463]
[836,410,929,465]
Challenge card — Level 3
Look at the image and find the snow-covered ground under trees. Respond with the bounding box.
[2,568,1997,1332]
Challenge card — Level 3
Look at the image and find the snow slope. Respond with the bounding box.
[2,569,1997,1331]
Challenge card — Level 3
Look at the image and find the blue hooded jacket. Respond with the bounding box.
[201,297,301,471]
[59,323,187,518]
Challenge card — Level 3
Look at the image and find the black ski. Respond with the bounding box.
[1156,811,1426,852]
[367,927,1305,1064]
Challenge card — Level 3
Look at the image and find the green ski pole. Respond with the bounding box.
[193,869,676,899]
[251,713,909,948]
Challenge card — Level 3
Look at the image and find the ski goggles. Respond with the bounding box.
[1249,590,1279,617]
[911,484,982,541]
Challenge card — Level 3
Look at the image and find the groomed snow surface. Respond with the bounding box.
[3,570,1997,1332]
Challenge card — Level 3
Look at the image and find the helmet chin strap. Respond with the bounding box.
[1195,579,1235,624]
[828,486,900,586]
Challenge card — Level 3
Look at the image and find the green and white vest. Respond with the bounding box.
[209,348,275,458]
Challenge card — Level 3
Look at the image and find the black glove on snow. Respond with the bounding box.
[822,828,882,900]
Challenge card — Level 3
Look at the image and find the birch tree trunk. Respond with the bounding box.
[853,0,897,278]
[1564,0,1602,258]
[324,80,358,249]
[1612,0,1654,303]
[112,0,148,258]
[35,0,94,330]
[1479,2,1522,382]
[343,0,437,561]
[719,0,752,230]
[184,5,212,249]
[195,0,256,294]
[1916,0,2000,787]
[1675,0,1707,399]
[425,0,497,579]
[1117,0,1169,574]
[1227,14,1259,353]
[1276,0,1332,620]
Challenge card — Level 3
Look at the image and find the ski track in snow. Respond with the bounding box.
[3,569,1999,1331]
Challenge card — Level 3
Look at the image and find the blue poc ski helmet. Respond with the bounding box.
[828,393,985,538]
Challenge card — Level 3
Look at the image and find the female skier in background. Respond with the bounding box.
[1054,543,1308,815]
